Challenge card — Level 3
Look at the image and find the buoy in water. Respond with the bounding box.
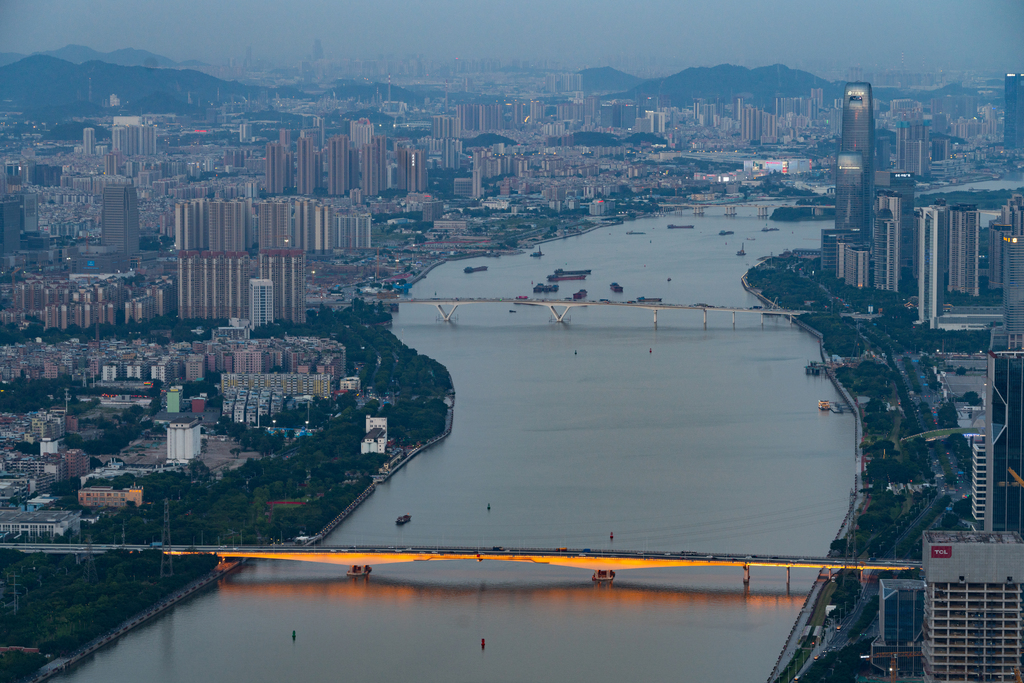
[487,504,490,510]
[292,631,296,640]
[574,350,577,355]
[649,348,652,353]
[610,532,614,540]
[481,638,486,649]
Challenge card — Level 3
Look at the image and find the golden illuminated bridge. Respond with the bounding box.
[3,544,919,583]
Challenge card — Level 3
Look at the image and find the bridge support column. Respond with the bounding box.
[786,566,790,586]
[435,304,459,322]
[703,309,707,329]
[732,311,736,328]
[653,309,658,327]
[743,564,750,585]
[760,313,764,328]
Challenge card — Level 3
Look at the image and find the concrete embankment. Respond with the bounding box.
[24,560,244,683]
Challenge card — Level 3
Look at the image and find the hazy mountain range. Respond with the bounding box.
[0,44,204,69]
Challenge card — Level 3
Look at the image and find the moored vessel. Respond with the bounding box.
[464,266,488,273]
[667,224,694,229]
[396,514,411,525]
[818,400,830,411]
[347,564,372,577]
[592,570,616,583]
[610,282,623,293]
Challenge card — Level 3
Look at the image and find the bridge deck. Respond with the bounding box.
[1,544,917,573]
[403,298,805,315]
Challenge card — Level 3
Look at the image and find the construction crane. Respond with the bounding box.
[10,265,21,287]
[1008,467,1024,488]
[1014,667,1023,683]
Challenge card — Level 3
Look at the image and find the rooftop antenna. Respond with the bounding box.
[445,80,449,113]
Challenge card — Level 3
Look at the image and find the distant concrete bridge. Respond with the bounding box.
[401,298,807,326]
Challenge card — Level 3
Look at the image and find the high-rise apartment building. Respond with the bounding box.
[292,199,315,253]
[336,214,371,250]
[918,205,947,328]
[837,242,869,288]
[360,136,387,197]
[101,185,139,255]
[258,200,291,249]
[825,82,874,269]
[265,142,287,194]
[396,147,427,192]
[249,279,274,327]
[174,199,208,251]
[209,200,248,252]
[178,251,251,320]
[0,197,21,256]
[312,204,332,253]
[873,191,901,291]
[432,115,460,139]
[350,118,374,148]
[327,135,351,196]
[258,250,305,324]
[1005,74,1024,149]
[921,531,1023,683]
[82,127,95,155]
[946,204,979,296]
[295,136,317,195]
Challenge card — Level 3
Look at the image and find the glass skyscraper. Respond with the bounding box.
[824,82,874,273]
[986,351,1024,532]
[1006,74,1024,150]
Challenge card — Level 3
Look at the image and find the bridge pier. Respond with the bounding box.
[732,311,735,328]
[653,309,658,327]
[547,305,569,323]
[786,566,790,587]
[743,564,750,584]
[435,304,459,322]
[703,309,707,329]
[760,313,764,328]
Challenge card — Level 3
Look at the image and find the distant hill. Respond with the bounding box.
[615,63,839,108]
[578,67,642,93]
[328,79,420,105]
[0,53,25,68]
[0,56,253,116]
[35,44,186,68]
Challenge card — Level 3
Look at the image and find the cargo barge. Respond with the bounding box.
[533,283,560,293]
[610,282,623,293]
[667,224,694,229]
[464,266,488,273]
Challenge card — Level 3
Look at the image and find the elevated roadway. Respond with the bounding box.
[1,543,918,582]
[401,297,807,325]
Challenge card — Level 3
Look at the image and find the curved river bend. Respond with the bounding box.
[59,207,854,683]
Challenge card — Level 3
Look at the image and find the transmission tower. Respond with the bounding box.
[85,536,98,584]
[160,499,173,577]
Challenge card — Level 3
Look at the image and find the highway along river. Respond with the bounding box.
[59,208,854,683]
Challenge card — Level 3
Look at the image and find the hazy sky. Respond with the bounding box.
[1,0,1021,73]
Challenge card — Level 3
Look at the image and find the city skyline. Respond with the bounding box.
[0,0,1021,72]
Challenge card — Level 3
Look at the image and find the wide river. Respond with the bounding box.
[60,207,856,683]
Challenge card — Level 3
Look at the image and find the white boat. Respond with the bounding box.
[592,569,616,582]
[347,564,372,577]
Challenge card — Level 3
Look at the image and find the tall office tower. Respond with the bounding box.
[918,206,947,328]
[873,191,901,291]
[432,115,460,139]
[987,351,1024,530]
[258,200,291,249]
[869,579,925,677]
[1001,193,1024,232]
[312,204,332,253]
[82,127,96,155]
[946,204,979,296]
[989,222,1013,289]
[0,197,21,255]
[837,242,869,287]
[336,214,371,250]
[174,199,209,251]
[295,136,317,195]
[249,279,274,327]
[208,200,247,252]
[360,136,387,197]
[279,128,291,148]
[529,100,544,125]
[874,136,891,170]
[327,135,351,195]
[825,82,875,264]
[825,152,866,272]
[177,251,251,320]
[350,118,374,148]
[312,38,323,61]
[292,199,316,252]
[896,120,930,179]
[396,147,427,192]
[265,142,287,194]
[1005,74,1024,149]
[921,531,1024,682]
[101,185,139,255]
[103,153,118,176]
[1004,234,1024,349]
[875,171,916,273]
[258,249,305,323]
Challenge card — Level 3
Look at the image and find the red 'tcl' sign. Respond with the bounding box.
[931,545,952,558]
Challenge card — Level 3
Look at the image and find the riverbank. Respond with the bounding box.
[20,559,243,683]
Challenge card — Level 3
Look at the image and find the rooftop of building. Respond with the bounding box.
[879,578,926,591]
[924,531,1023,544]
[0,509,81,522]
